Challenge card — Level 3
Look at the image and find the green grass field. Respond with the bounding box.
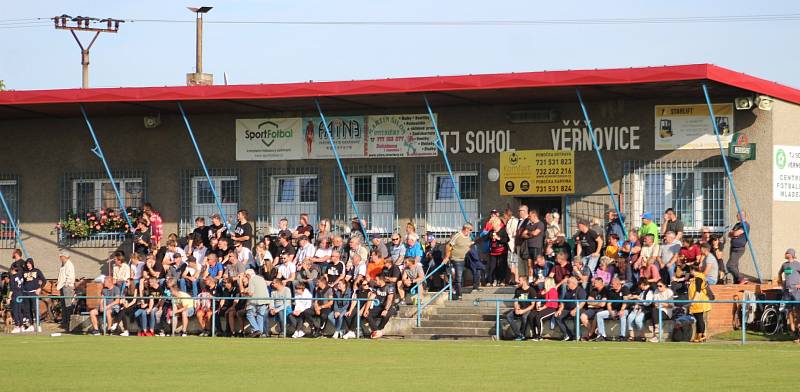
[1,336,798,391]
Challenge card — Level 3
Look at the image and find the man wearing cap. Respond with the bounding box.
[638,213,660,244]
[56,251,75,328]
[777,248,800,342]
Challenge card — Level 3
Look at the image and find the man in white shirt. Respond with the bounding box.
[288,282,313,338]
[296,236,316,265]
[164,239,187,266]
[56,251,75,327]
[129,254,145,287]
[234,241,254,268]
[504,208,520,284]
[111,253,130,288]
[191,239,208,268]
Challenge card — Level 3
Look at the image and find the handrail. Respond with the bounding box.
[413,262,452,326]
[474,297,800,344]
[16,294,378,339]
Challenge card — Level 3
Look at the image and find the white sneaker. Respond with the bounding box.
[295,330,305,338]
[120,330,129,337]
[11,326,21,334]
[291,331,299,338]
[110,323,119,331]
[23,326,34,333]
[37,326,42,333]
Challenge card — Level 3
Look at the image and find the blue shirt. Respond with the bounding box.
[405,242,424,260]
[207,263,224,279]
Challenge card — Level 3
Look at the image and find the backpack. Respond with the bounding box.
[671,314,696,342]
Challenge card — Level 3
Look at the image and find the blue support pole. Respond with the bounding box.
[177,102,231,231]
[314,99,369,240]
[0,187,28,259]
[575,89,627,239]
[701,84,762,282]
[79,104,135,231]
[423,94,471,226]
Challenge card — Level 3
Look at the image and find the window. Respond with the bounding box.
[426,172,479,233]
[191,176,239,227]
[269,175,319,233]
[626,161,727,232]
[71,179,144,213]
[0,178,19,249]
[347,174,396,234]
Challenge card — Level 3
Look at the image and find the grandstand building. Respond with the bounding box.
[1,64,799,280]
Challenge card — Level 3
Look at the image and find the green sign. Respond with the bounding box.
[727,132,756,161]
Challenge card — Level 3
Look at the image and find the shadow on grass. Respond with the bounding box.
[713,330,797,342]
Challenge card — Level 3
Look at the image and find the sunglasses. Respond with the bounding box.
[657,284,665,288]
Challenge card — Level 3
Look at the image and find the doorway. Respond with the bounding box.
[516,197,563,218]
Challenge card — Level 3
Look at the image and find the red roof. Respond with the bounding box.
[0,64,798,117]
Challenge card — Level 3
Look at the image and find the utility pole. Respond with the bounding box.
[186,6,214,86]
[53,15,123,88]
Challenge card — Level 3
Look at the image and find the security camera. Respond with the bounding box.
[755,95,773,111]
[144,114,161,128]
[734,97,753,110]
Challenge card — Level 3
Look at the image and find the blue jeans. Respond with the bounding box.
[179,279,199,296]
[627,308,646,335]
[451,260,465,298]
[328,310,346,333]
[596,309,626,337]
[134,308,149,331]
[266,311,287,335]
[583,255,600,272]
[246,304,267,333]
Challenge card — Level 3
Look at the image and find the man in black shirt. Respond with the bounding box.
[21,258,45,330]
[326,256,346,286]
[367,274,396,339]
[382,262,402,298]
[133,219,152,255]
[526,209,546,261]
[554,277,586,341]
[661,208,684,243]
[191,217,211,248]
[580,277,609,341]
[595,277,630,341]
[574,220,603,272]
[293,213,315,244]
[505,277,537,340]
[208,213,227,242]
[231,210,254,250]
[309,277,334,338]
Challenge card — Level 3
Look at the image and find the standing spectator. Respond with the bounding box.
[444,223,474,300]
[554,277,586,341]
[9,248,25,272]
[142,203,163,247]
[371,235,389,260]
[700,243,719,286]
[777,248,800,343]
[688,267,711,342]
[514,205,531,286]
[133,219,151,255]
[423,235,443,273]
[525,210,546,276]
[625,278,654,341]
[56,250,75,328]
[388,233,406,266]
[658,231,681,281]
[8,264,23,333]
[482,218,509,287]
[231,210,254,250]
[21,258,45,331]
[315,219,332,248]
[367,274,396,339]
[605,210,626,241]
[528,278,559,341]
[190,217,211,248]
[595,277,629,341]
[574,220,603,272]
[293,213,315,243]
[727,211,751,284]
[241,269,269,338]
[545,212,560,243]
[638,213,660,244]
[208,213,228,242]
[288,282,312,338]
[660,208,684,242]
[505,277,536,341]
[709,236,725,284]
[504,208,520,284]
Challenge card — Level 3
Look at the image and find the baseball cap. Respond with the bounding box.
[641,212,654,221]
[786,248,796,258]
[426,234,435,243]
[490,209,499,214]
[58,250,70,258]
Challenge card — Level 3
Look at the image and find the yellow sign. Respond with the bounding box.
[500,150,575,195]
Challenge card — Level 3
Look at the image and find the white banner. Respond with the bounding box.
[367,114,438,158]
[304,116,366,159]
[236,118,304,161]
[774,145,800,201]
[654,103,734,150]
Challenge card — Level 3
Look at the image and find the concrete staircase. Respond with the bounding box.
[407,287,514,340]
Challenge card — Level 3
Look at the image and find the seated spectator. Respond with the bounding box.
[595,257,613,286]
[505,277,537,341]
[595,277,629,341]
[181,256,201,296]
[115,283,138,336]
[288,282,312,338]
[134,278,154,336]
[371,235,389,259]
[404,235,424,265]
[296,260,320,295]
[580,277,608,341]
[111,253,130,288]
[638,256,661,286]
[296,236,316,266]
[241,269,269,338]
[325,251,346,286]
[367,274,396,339]
[170,282,195,337]
[196,277,215,336]
[388,233,407,266]
[88,277,121,336]
[203,254,224,282]
[343,279,373,339]
[267,278,292,336]
[399,257,425,304]
[678,237,700,268]
[307,237,333,272]
[366,252,386,282]
[216,278,237,337]
[571,257,591,290]
[224,277,246,337]
[528,277,559,341]
[554,277,586,341]
[530,254,551,289]
[550,252,573,291]
[255,242,273,268]
[650,279,675,342]
[348,237,369,266]
[309,277,334,338]
[625,278,654,341]
[346,251,367,287]
[329,279,352,339]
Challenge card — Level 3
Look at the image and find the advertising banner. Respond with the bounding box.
[367,114,438,158]
[500,150,575,196]
[303,116,367,159]
[774,145,800,201]
[654,103,734,150]
[235,118,304,161]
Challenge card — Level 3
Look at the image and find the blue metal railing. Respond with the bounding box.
[413,262,453,326]
[701,84,762,282]
[474,297,800,344]
[17,295,379,339]
[0,186,27,258]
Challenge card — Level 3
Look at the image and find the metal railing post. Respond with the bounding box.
[282,299,288,338]
[575,305,581,343]
[495,301,500,340]
[34,296,40,334]
[356,301,362,340]
[741,299,747,345]
[211,299,216,337]
[101,297,107,335]
[416,288,422,327]
[701,84,761,282]
[658,303,663,343]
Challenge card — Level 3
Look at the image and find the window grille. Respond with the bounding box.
[60,171,147,247]
[258,167,320,235]
[564,194,614,237]
[180,168,240,236]
[332,165,398,236]
[0,175,20,249]
[622,159,728,233]
[415,162,481,236]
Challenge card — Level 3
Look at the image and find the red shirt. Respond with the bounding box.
[679,244,700,264]
[544,288,559,308]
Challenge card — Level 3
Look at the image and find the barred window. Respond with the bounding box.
[424,171,480,233]
[0,177,20,249]
[347,173,396,234]
[72,179,144,213]
[265,173,319,234]
[623,160,727,232]
[180,169,239,235]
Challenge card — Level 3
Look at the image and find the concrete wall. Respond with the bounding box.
[769,99,800,279]
[0,93,780,279]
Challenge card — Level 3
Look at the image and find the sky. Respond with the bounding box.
[2,0,800,90]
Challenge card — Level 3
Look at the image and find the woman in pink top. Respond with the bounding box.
[639,258,661,285]
[529,278,559,341]
[143,203,163,247]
